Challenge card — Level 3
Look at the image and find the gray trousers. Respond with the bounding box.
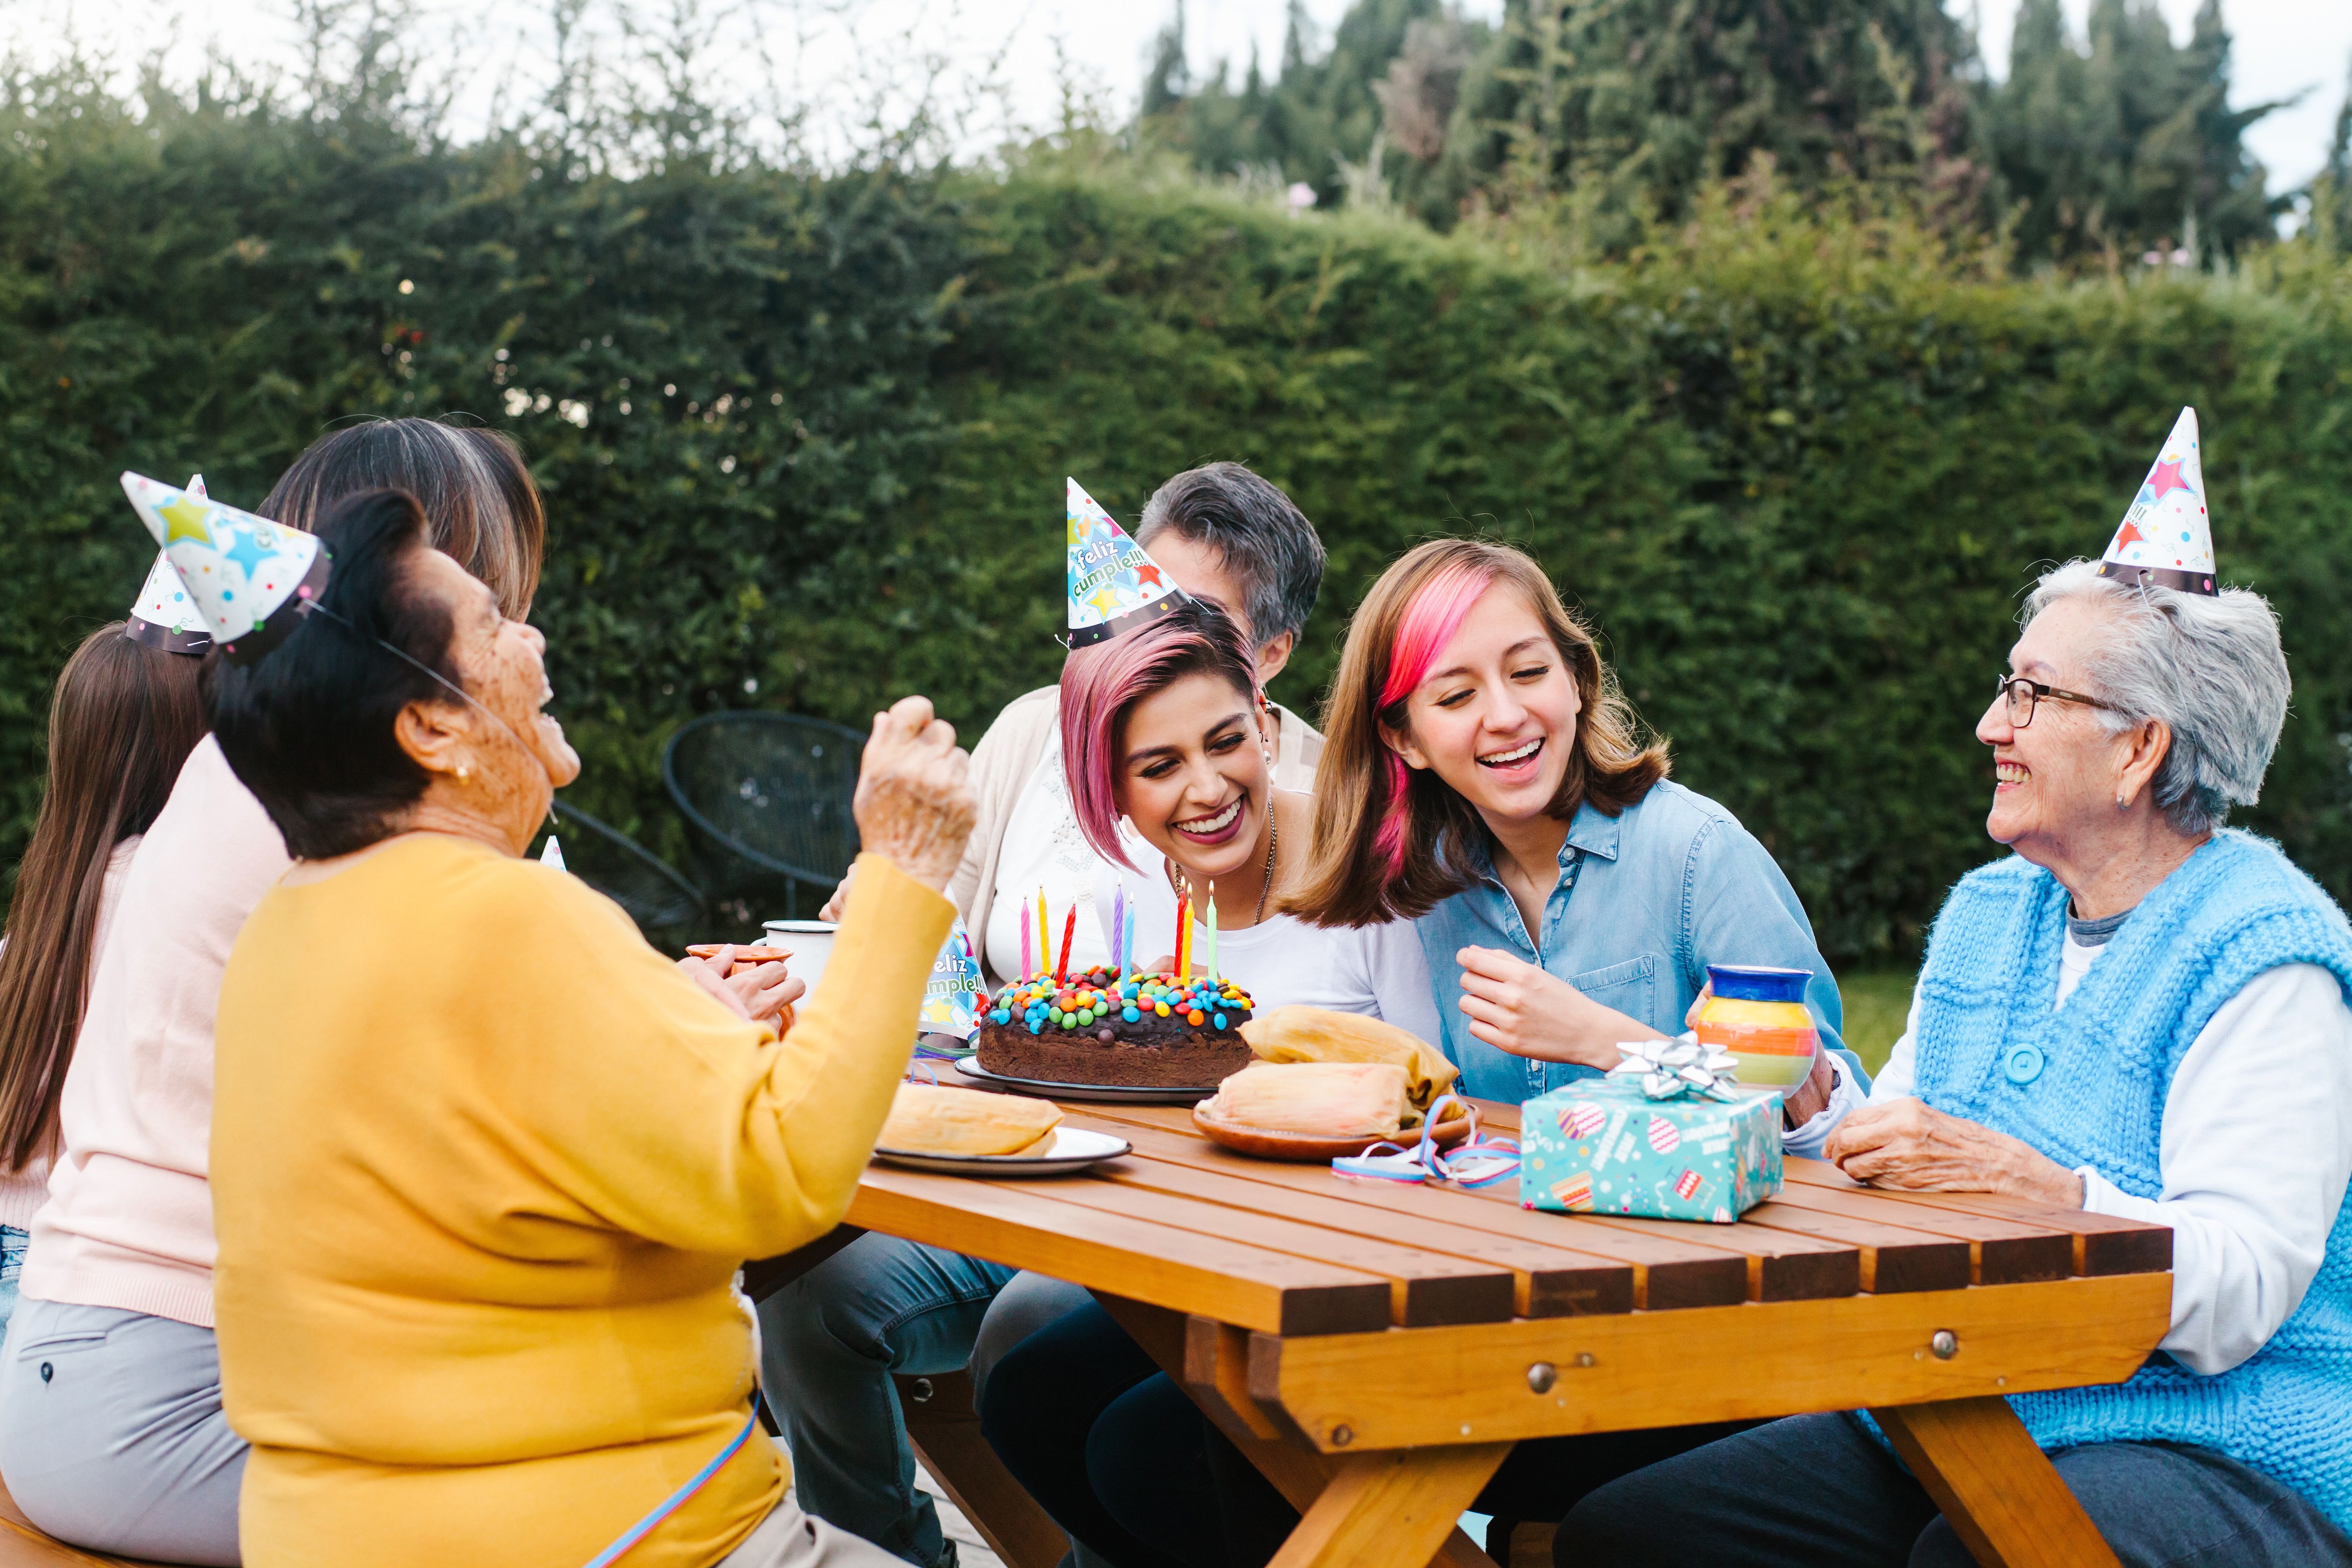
[721,1493,922,1568]
[0,1297,247,1565]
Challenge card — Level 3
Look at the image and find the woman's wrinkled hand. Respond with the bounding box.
[1825,1098,2083,1206]
[1455,946,1638,1071]
[853,696,976,893]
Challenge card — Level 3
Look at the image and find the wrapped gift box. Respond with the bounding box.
[1520,1075,1782,1223]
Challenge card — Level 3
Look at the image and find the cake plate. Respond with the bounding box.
[952,1057,1220,1105]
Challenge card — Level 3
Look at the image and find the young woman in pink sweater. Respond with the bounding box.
[0,420,552,1565]
[0,618,206,1330]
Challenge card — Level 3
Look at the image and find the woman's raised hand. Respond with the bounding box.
[1455,946,1648,1070]
[853,696,976,893]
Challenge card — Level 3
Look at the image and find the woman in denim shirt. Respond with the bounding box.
[1289,538,1865,1116]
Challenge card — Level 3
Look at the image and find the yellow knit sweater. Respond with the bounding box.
[212,837,952,1568]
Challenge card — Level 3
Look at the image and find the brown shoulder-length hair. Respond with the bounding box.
[0,625,206,1171]
[1287,539,1669,927]
[262,418,545,619]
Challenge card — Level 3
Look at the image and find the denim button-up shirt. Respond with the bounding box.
[1414,780,1863,1106]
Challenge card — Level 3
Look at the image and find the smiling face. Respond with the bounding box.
[1384,583,1583,828]
[1113,668,1275,885]
[410,547,581,845]
[1978,593,2133,856]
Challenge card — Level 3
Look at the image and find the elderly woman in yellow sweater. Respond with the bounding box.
[201,487,974,1568]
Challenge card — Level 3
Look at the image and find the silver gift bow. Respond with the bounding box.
[1607,1034,1742,1103]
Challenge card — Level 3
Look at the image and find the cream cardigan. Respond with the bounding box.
[948,686,1321,985]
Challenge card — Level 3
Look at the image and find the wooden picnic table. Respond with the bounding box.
[835,1093,2172,1568]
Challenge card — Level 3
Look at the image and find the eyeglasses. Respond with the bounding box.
[1994,673,2115,728]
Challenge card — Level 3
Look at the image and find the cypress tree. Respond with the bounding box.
[1990,0,2285,267]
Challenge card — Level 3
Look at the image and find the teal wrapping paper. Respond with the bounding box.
[1519,1079,1782,1223]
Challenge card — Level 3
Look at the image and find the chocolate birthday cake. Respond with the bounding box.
[977,965,1259,1088]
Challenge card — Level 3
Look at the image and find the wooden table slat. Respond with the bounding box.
[1096,1148,1635,1318]
[1060,1111,1747,1310]
[1784,1161,2174,1276]
[1738,1202,1972,1294]
[981,1173,1516,1328]
[851,1165,1391,1335]
[1760,1181,2076,1285]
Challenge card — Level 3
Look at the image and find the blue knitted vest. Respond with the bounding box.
[1910,830,2352,1530]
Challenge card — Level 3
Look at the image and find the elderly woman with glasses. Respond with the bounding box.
[1555,549,2352,1567]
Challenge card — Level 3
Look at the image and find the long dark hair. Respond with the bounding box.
[0,626,207,1171]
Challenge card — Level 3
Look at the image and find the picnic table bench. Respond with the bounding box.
[858,1095,2173,1568]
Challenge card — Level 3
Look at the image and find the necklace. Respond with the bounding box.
[1168,802,1279,926]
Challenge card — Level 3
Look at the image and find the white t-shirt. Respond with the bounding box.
[1790,931,2352,1376]
[1089,845,1443,1045]
[983,731,1115,988]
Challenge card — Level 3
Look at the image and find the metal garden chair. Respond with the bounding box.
[662,712,865,921]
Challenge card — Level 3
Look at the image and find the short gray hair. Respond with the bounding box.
[1135,462,1326,651]
[2024,560,2290,836]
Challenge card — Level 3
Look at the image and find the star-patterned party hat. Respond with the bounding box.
[1066,477,1188,647]
[2096,407,2216,595]
[119,471,332,663]
[124,474,214,655]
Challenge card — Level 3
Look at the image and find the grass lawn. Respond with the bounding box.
[1837,970,1914,1077]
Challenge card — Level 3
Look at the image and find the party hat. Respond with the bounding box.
[1067,477,1187,647]
[124,474,214,655]
[2096,407,2215,595]
[915,916,988,1052]
[119,471,332,663]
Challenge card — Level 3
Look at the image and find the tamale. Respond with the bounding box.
[1238,1006,1459,1108]
[881,1083,1064,1157]
[1202,1061,1411,1139]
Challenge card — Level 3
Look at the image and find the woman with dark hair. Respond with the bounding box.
[0,623,205,1331]
[0,420,554,1565]
[199,490,970,1568]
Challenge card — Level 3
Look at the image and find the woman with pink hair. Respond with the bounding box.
[1052,596,1436,1024]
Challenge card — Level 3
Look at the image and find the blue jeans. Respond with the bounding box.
[0,1225,25,1339]
[758,1234,1018,1568]
[1558,1411,2352,1567]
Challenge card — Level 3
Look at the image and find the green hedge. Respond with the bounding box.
[6,83,2351,961]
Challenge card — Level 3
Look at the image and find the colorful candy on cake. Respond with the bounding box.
[975,964,1258,1088]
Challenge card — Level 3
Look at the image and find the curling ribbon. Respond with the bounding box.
[1330,1094,1520,1190]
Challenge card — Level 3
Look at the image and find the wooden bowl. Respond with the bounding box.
[1191,1102,1476,1163]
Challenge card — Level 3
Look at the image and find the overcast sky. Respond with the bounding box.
[6,0,2347,195]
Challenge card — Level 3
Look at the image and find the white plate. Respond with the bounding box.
[870,1126,1133,1176]
[951,1056,1220,1104]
